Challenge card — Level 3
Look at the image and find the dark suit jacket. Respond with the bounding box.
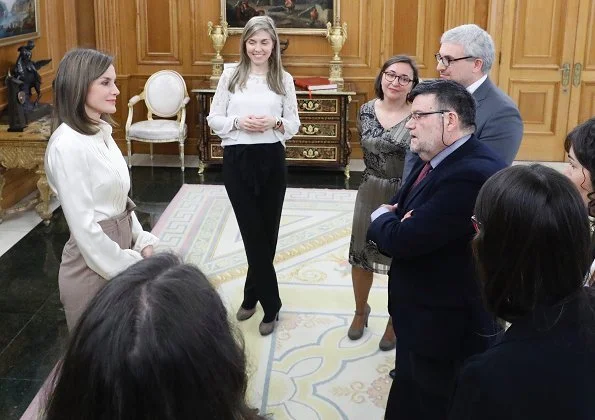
[367,136,506,361]
[448,291,595,420]
[402,77,523,181]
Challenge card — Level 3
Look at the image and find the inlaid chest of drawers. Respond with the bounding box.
[192,88,355,177]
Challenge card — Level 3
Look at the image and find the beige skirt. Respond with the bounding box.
[59,199,136,331]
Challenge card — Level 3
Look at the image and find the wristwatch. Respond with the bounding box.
[274,117,283,130]
[233,117,240,130]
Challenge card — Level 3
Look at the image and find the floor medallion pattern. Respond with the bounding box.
[153,185,391,419]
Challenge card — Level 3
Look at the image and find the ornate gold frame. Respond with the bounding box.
[0,0,40,47]
[221,0,339,35]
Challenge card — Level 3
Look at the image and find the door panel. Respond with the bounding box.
[510,81,565,158]
[510,0,566,68]
[568,0,595,127]
[499,0,580,161]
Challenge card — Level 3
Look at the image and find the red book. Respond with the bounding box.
[294,77,337,91]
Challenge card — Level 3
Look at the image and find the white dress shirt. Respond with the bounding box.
[466,74,488,94]
[45,121,159,279]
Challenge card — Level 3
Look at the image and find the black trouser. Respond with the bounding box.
[223,142,286,322]
[385,340,461,420]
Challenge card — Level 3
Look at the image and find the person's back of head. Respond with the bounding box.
[44,253,264,420]
[473,164,591,322]
[441,23,495,74]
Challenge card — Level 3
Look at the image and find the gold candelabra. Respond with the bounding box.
[207,19,229,88]
[326,18,347,89]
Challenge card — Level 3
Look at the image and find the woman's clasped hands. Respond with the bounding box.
[238,115,276,132]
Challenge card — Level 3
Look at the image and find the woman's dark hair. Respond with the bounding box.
[473,164,591,322]
[564,117,595,216]
[52,48,115,135]
[374,55,419,100]
[44,253,264,420]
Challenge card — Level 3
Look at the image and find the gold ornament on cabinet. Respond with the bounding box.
[326,18,347,89]
[207,19,229,88]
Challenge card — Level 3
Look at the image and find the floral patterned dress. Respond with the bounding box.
[348,99,410,274]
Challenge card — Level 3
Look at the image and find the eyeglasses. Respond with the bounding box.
[471,215,481,233]
[406,110,451,122]
[434,53,475,68]
[383,72,412,86]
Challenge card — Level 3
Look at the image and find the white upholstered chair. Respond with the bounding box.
[125,70,190,171]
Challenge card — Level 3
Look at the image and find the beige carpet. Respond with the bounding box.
[152,184,392,419]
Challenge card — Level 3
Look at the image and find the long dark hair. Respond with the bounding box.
[564,117,595,216]
[44,253,265,420]
[473,164,591,322]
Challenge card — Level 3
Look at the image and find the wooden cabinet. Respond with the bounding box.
[192,89,355,176]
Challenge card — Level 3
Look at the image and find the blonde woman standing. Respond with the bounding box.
[207,16,300,336]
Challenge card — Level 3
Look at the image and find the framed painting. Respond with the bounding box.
[222,0,338,35]
[0,0,40,47]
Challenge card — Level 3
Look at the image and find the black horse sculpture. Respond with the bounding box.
[13,40,51,111]
[4,41,52,131]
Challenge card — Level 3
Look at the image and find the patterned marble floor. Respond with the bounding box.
[0,162,363,419]
[152,184,392,419]
[0,155,565,418]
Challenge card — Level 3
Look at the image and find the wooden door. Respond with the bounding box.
[568,0,595,127]
[498,0,592,161]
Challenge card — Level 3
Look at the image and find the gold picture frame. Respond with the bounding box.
[0,0,40,47]
[222,0,339,35]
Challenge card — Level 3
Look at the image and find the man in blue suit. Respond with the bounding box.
[402,24,523,182]
[367,79,506,419]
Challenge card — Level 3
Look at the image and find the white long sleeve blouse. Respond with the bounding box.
[45,121,159,280]
[206,68,300,147]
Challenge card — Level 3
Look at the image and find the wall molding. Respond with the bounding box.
[94,0,121,68]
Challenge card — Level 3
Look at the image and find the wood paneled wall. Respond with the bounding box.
[0,0,79,208]
[83,0,492,158]
[0,0,78,110]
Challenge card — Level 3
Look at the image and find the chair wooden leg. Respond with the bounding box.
[179,141,184,171]
[149,143,154,161]
[126,139,132,168]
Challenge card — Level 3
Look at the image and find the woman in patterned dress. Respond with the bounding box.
[347,56,419,350]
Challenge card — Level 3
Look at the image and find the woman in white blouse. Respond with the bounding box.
[45,49,159,331]
[207,16,300,336]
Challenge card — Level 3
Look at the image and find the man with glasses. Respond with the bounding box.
[402,24,523,182]
[367,79,506,419]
